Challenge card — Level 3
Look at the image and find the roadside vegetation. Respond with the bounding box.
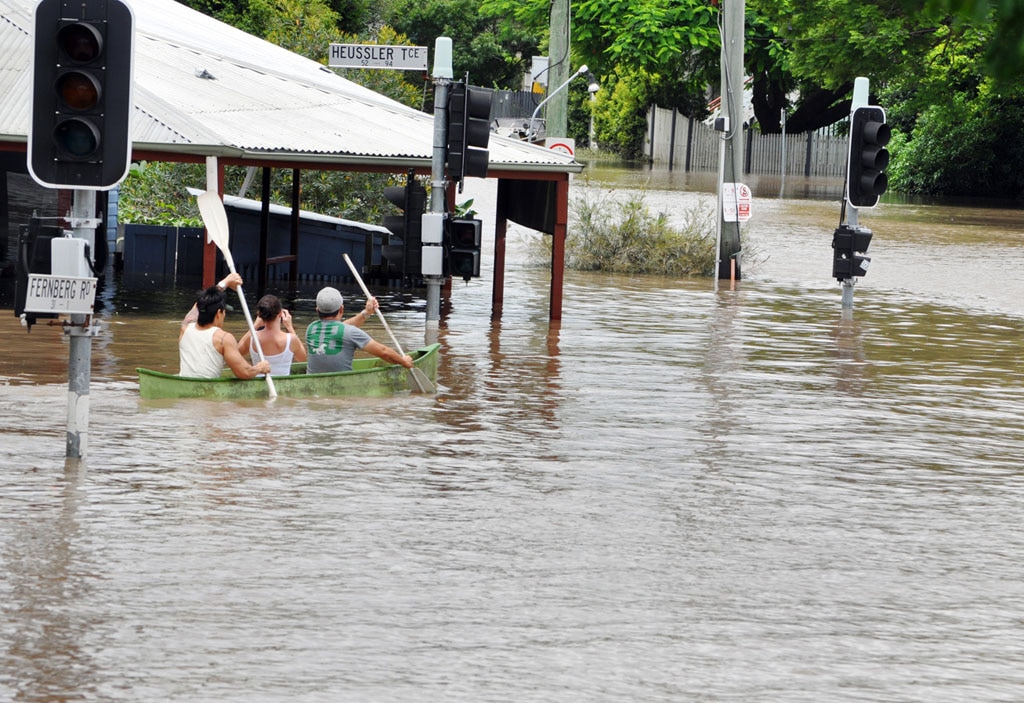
[121,1,1024,267]
[527,183,717,278]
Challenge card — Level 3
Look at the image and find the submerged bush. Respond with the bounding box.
[563,186,717,277]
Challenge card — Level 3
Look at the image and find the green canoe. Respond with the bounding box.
[137,343,440,400]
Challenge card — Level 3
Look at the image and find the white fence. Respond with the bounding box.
[645,105,848,177]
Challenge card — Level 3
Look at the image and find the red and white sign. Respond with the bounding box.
[544,137,575,158]
[722,182,752,222]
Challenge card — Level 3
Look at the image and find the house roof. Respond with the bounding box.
[0,0,582,175]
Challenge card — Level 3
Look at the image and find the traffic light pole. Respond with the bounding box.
[426,39,454,330]
[67,189,101,459]
[27,0,132,460]
[843,78,870,310]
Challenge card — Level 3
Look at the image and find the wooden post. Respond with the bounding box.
[491,182,508,321]
[289,168,301,283]
[546,0,570,138]
[201,158,222,288]
[549,175,569,322]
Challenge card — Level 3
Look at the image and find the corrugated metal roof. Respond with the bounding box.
[0,0,581,173]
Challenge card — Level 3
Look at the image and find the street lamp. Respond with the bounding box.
[527,64,600,142]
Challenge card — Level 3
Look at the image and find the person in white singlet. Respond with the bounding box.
[238,294,307,376]
[178,273,271,379]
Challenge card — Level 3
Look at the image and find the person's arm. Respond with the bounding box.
[218,330,271,379]
[238,330,252,357]
[220,272,243,291]
[280,310,308,362]
[179,305,198,340]
[364,339,413,369]
[344,296,378,327]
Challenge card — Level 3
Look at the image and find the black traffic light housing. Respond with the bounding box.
[832,224,872,281]
[447,81,492,184]
[846,106,891,209]
[29,0,134,190]
[445,218,482,281]
[381,170,427,282]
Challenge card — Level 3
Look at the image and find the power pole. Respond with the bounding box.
[716,0,745,281]
[546,0,571,138]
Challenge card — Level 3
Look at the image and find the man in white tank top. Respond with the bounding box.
[178,273,271,379]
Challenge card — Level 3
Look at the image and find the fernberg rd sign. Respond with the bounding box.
[24,274,98,315]
[328,44,428,70]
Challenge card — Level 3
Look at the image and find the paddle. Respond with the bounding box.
[196,189,277,399]
[342,253,436,394]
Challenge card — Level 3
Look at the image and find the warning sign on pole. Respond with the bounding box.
[723,182,752,222]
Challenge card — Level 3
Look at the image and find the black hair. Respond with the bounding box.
[195,286,227,326]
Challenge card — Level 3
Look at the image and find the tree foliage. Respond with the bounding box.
[157,0,1024,202]
[383,0,539,90]
[749,0,1024,197]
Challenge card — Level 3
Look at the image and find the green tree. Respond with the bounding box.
[383,0,538,90]
[888,89,1024,198]
[922,0,1024,82]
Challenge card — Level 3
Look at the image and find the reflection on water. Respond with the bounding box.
[2,179,1024,701]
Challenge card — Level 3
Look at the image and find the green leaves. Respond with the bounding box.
[563,183,716,277]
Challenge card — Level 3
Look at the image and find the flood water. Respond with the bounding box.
[2,169,1024,702]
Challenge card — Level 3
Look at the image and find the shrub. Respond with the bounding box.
[528,184,717,277]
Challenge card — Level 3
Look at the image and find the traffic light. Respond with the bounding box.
[446,81,492,183]
[832,224,872,281]
[28,0,134,190]
[13,215,62,331]
[846,105,890,208]
[446,218,482,281]
[381,171,427,280]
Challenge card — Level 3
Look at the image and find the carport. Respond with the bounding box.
[0,0,583,320]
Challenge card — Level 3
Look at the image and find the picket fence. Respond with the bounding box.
[645,105,849,177]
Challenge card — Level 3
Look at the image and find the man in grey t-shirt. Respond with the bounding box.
[305,286,413,373]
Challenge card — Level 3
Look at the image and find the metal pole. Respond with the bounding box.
[66,189,99,459]
[843,77,870,311]
[425,38,454,330]
[528,65,587,142]
[780,107,786,198]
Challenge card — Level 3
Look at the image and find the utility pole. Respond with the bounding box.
[716,0,745,281]
[546,0,571,138]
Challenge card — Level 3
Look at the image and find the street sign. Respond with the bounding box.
[723,182,752,222]
[23,274,97,314]
[328,44,428,70]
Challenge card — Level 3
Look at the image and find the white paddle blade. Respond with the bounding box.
[196,190,236,272]
[410,366,435,394]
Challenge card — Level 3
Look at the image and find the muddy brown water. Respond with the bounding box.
[2,173,1023,701]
